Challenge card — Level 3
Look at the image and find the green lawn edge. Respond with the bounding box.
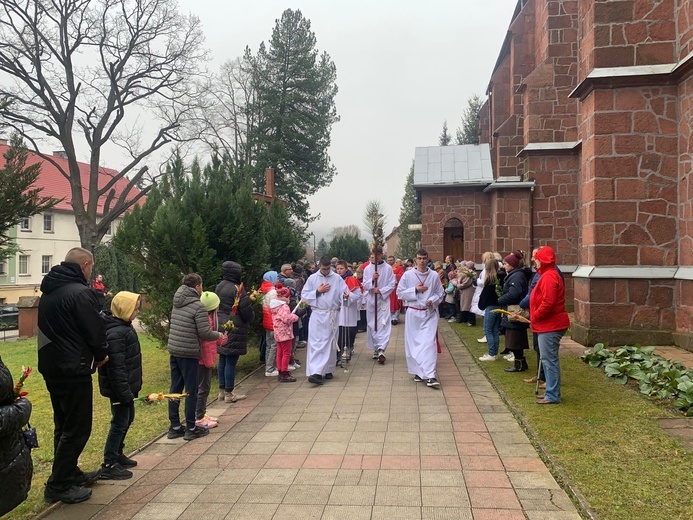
[1,335,262,520]
[449,322,693,520]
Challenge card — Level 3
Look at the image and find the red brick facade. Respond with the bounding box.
[418,0,693,349]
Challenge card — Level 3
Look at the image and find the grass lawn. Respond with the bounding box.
[451,322,693,520]
[1,335,261,520]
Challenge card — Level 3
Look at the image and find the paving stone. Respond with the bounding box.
[193,483,246,503]
[43,503,104,520]
[273,503,324,519]
[225,503,278,519]
[281,484,332,505]
[470,509,525,520]
[381,442,420,455]
[250,468,299,485]
[150,483,206,503]
[525,512,583,520]
[173,467,222,484]
[335,469,379,486]
[421,507,474,519]
[131,502,188,519]
[377,469,421,486]
[422,485,470,507]
[420,470,466,487]
[328,484,376,505]
[507,471,561,489]
[293,468,339,485]
[237,484,289,503]
[321,505,373,520]
[372,505,423,519]
[374,485,422,506]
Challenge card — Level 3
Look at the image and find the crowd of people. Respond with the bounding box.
[0,243,568,513]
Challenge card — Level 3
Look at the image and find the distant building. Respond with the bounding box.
[0,141,141,304]
[385,226,400,258]
[414,0,693,350]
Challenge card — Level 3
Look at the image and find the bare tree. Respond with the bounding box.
[200,56,257,171]
[331,225,361,239]
[0,0,207,247]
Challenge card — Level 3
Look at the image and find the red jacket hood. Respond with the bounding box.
[535,247,556,273]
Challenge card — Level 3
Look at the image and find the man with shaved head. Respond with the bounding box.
[38,247,109,504]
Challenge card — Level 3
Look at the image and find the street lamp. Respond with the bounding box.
[309,232,316,263]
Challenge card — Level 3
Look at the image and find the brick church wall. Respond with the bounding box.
[420,188,491,262]
[676,74,693,348]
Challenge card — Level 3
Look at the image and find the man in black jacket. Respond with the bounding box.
[38,247,109,504]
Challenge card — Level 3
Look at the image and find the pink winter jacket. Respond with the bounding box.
[270,299,298,342]
[199,311,222,368]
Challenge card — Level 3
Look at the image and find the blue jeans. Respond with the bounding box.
[218,354,239,391]
[168,356,199,430]
[538,329,567,403]
[104,401,135,465]
[483,306,502,356]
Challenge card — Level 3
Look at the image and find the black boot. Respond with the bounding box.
[505,358,529,372]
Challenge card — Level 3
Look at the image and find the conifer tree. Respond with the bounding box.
[246,9,339,222]
[396,163,421,259]
[439,120,452,146]
[455,95,484,145]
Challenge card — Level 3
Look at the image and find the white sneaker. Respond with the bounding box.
[503,353,515,362]
[478,354,497,361]
[265,370,279,377]
[447,317,456,323]
[287,364,297,371]
[477,336,487,343]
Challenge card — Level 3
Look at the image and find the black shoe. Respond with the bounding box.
[427,378,441,388]
[75,468,102,487]
[325,373,333,380]
[414,375,424,383]
[184,426,209,441]
[505,359,529,373]
[100,463,133,480]
[44,485,92,504]
[308,374,324,385]
[378,353,386,364]
[167,426,185,439]
[117,453,138,467]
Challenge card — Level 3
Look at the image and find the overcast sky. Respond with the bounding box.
[179,0,519,242]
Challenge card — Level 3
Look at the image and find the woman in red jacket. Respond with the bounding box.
[530,246,570,404]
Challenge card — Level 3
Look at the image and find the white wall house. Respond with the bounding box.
[0,141,138,304]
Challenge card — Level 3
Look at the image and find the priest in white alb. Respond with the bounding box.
[301,256,350,385]
[363,246,396,364]
[397,249,445,388]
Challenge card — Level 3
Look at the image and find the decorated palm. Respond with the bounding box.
[363,200,386,330]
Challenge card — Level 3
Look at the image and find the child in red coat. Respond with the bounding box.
[197,292,227,427]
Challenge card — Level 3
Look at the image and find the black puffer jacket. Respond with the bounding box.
[98,314,143,403]
[498,267,529,330]
[38,262,108,382]
[0,357,33,517]
[215,261,255,356]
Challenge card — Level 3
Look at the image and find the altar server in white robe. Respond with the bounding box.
[363,246,396,364]
[336,260,363,365]
[301,256,350,385]
[397,249,445,388]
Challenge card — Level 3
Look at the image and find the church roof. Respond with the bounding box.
[413,144,493,188]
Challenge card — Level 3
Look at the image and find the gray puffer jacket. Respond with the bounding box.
[167,285,219,359]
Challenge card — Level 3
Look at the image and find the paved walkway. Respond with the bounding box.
[44,318,581,520]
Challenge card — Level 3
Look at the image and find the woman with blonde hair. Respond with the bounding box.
[477,253,502,360]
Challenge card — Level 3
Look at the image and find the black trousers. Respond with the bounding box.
[45,378,93,491]
[337,325,357,360]
[168,356,199,430]
[104,400,135,465]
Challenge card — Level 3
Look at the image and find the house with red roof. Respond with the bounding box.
[0,139,142,304]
